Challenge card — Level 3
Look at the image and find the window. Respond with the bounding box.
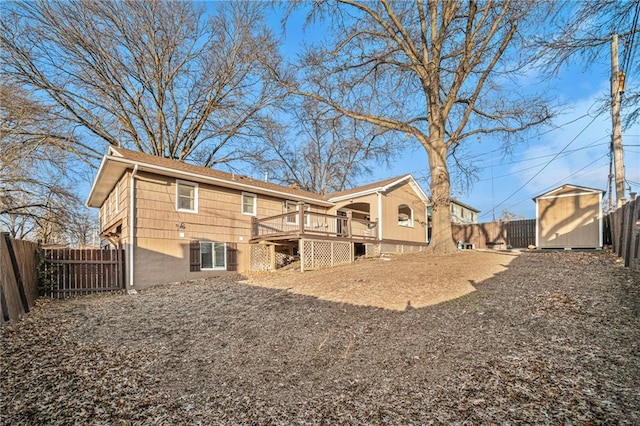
[398,204,413,227]
[200,242,226,270]
[190,241,237,272]
[242,192,257,216]
[176,180,198,213]
[286,201,298,224]
[286,201,310,225]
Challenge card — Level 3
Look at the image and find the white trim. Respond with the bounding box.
[199,241,227,270]
[598,191,603,248]
[329,175,413,202]
[241,192,257,216]
[176,179,198,213]
[533,184,604,200]
[535,199,539,247]
[285,201,310,226]
[536,191,602,201]
[89,155,333,207]
[129,165,138,288]
[425,205,429,242]
[398,204,414,227]
[85,154,110,207]
[377,192,383,240]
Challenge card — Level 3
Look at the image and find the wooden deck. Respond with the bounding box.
[251,211,378,243]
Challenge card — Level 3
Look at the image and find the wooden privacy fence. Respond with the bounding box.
[1,233,39,322]
[606,198,640,270]
[41,248,125,298]
[452,219,536,249]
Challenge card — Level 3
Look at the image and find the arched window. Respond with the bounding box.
[398,204,413,227]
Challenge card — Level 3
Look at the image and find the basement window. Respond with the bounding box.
[200,241,226,270]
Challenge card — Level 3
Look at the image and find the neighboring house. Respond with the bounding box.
[534,184,605,249]
[450,199,479,224]
[86,147,431,289]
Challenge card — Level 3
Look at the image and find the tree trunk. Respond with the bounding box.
[426,141,457,254]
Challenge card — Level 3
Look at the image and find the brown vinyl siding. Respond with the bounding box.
[100,172,129,237]
[129,170,330,287]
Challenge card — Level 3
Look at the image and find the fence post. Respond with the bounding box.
[623,199,638,267]
[3,233,29,314]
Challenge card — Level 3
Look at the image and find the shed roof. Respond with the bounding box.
[533,184,605,201]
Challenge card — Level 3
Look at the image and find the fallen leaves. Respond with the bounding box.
[1,251,639,424]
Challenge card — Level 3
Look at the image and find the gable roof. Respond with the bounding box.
[86,146,331,208]
[533,184,605,201]
[86,147,430,208]
[327,175,430,204]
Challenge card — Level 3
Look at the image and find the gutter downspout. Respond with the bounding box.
[377,192,383,241]
[128,165,138,292]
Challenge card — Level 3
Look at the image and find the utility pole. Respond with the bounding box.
[611,33,626,208]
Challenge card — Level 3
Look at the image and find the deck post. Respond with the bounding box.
[346,211,353,238]
[298,202,305,234]
[251,217,257,239]
[269,244,276,271]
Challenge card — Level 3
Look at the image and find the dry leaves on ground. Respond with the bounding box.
[1,250,639,425]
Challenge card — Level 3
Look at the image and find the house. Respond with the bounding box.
[86,147,431,289]
[450,199,479,224]
[533,184,605,249]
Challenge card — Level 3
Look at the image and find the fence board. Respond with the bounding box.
[605,198,640,271]
[41,248,125,298]
[452,219,535,249]
[1,234,40,323]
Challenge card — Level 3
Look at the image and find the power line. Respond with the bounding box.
[478,138,608,171]
[486,152,609,218]
[478,149,604,182]
[621,1,640,76]
[479,114,600,219]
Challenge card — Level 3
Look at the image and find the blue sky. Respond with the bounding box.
[274,7,640,220]
[76,4,638,221]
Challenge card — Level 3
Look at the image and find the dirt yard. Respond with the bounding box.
[1,250,639,424]
[243,250,519,310]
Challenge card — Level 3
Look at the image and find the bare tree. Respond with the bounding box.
[0,81,89,243]
[536,0,640,126]
[256,98,399,194]
[1,0,284,166]
[275,0,554,252]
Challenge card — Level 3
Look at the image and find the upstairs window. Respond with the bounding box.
[285,201,310,225]
[176,180,198,213]
[398,204,413,227]
[242,192,257,216]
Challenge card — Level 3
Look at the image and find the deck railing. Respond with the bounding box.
[252,211,377,240]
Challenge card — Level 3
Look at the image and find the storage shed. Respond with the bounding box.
[534,184,605,249]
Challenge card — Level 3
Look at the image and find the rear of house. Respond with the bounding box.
[87,147,431,289]
[534,184,604,249]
